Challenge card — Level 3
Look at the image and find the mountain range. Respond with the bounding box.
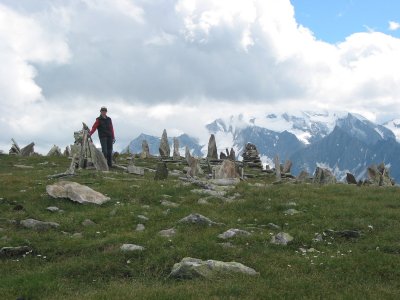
[123,111,400,182]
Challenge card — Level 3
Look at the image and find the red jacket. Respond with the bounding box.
[89,116,115,139]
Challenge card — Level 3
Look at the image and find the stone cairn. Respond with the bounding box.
[9,139,36,156]
[241,143,262,169]
[47,145,62,157]
[70,123,109,171]
[159,129,170,159]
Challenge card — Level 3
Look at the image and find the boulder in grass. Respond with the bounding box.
[271,232,293,245]
[178,213,222,226]
[169,257,259,279]
[0,246,32,258]
[46,181,110,205]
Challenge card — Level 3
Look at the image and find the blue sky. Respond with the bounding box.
[292,0,400,42]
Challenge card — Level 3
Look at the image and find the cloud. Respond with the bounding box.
[389,21,400,31]
[1,0,400,154]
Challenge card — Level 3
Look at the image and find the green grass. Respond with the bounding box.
[1,155,400,299]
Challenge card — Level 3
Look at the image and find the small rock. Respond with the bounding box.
[13,204,24,211]
[197,198,210,205]
[159,228,176,237]
[161,200,179,208]
[271,232,293,245]
[267,223,281,230]
[120,244,145,252]
[137,215,149,221]
[82,219,96,226]
[136,224,145,231]
[20,219,60,231]
[284,209,300,215]
[178,213,222,226]
[335,230,361,239]
[218,228,251,239]
[71,232,83,238]
[46,206,60,212]
[313,234,323,242]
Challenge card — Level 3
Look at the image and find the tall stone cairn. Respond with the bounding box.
[241,143,262,169]
[159,129,170,159]
[207,134,218,160]
[173,137,180,160]
[274,155,281,181]
[141,140,151,159]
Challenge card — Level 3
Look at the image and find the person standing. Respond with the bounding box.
[89,106,115,167]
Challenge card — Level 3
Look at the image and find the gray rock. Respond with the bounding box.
[136,224,145,231]
[20,142,35,156]
[207,134,218,160]
[178,213,221,226]
[229,148,236,161]
[159,129,170,158]
[218,228,251,239]
[120,244,145,251]
[82,219,96,226]
[185,146,192,164]
[46,181,110,205]
[159,228,176,237]
[197,198,210,205]
[154,162,168,180]
[161,200,179,208]
[209,178,240,186]
[297,170,312,182]
[367,163,395,186]
[0,246,32,258]
[190,189,227,197]
[169,257,259,279]
[20,219,60,231]
[187,156,203,177]
[271,232,293,245]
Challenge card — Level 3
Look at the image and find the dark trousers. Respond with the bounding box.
[100,136,113,167]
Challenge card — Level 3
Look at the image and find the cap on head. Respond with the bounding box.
[100,106,107,112]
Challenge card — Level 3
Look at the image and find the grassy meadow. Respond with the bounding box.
[1,154,400,299]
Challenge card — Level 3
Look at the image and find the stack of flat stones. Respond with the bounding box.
[241,143,262,169]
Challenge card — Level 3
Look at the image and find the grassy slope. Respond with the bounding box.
[1,155,400,299]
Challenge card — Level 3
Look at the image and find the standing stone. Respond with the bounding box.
[367,163,394,186]
[188,156,203,177]
[297,170,311,182]
[20,142,35,156]
[207,134,218,160]
[127,164,145,176]
[159,129,170,158]
[47,145,62,156]
[271,232,294,245]
[173,137,180,160]
[154,162,168,180]
[9,138,21,155]
[219,152,227,160]
[213,160,239,179]
[274,155,281,181]
[88,142,109,171]
[346,173,357,184]
[229,148,236,161]
[282,160,292,174]
[141,140,151,159]
[63,146,71,157]
[185,146,192,164]
[313,167,337,184]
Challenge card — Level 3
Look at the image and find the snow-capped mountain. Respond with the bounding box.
[383,119,400,142]
[123,111,400,182]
